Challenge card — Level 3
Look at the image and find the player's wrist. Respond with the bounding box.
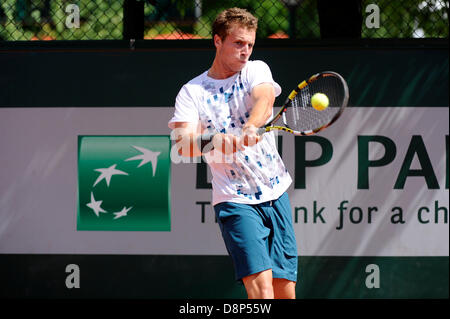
[242,124,257,133]
[211,132,227,145]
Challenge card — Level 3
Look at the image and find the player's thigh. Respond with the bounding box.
[242,269,274,294]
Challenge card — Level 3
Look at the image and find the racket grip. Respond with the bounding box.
[256,127,267,135]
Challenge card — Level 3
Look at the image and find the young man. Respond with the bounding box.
[168,8,298,299]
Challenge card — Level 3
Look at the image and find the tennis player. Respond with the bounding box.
[168,7,297,299]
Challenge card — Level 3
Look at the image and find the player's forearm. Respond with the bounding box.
[178,134,202,157]
[244,95,273,129]
[176,132,217,157]
[172,126,202,157]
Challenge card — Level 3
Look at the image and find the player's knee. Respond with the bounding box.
[259,284,274,299]
[249,282,273,299]
[273,279,296,299]
[275,289,295,299]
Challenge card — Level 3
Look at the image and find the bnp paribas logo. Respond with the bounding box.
[77,136,171,231]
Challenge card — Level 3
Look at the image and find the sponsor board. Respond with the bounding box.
[0,107,447,256]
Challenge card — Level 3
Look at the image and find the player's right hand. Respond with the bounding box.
[241,124,261,147]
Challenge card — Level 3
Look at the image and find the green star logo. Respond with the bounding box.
[77,136,171,231]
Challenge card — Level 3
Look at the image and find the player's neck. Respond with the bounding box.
[208,59,237,80]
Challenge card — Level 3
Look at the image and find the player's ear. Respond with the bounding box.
[213,34,222,49]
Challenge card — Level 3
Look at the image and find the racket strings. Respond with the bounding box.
[285,76,345,132]
[290,92,301,128]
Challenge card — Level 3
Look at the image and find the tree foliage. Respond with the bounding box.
[0,0,448,41]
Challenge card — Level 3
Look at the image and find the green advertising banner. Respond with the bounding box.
[77,136,171,231]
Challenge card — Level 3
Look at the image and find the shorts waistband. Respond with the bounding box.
[215,192,287,208]
[255,192,287,207]
[255,199,274,207]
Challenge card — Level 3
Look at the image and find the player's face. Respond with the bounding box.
[215,25,256,74]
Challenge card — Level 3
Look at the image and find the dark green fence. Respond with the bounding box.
[0,0,448,41]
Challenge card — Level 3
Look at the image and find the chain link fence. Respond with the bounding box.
[0,0,448,41]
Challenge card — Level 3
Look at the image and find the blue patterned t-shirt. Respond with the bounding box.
[169,60,292,205]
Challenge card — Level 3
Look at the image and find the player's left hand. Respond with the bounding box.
[241,124,261,147]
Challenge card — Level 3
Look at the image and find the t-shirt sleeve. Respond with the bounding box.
[168,84,200,129]
[246,60,282,97]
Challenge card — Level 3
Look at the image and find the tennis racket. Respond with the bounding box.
[257,71,349,136]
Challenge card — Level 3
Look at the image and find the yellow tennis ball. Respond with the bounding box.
[311,93,329,111]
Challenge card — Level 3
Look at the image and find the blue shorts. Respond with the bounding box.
[214,192,298,283]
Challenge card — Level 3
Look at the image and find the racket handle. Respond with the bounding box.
[256,127,267,135]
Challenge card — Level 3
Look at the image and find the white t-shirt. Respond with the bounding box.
[168,60,292,206]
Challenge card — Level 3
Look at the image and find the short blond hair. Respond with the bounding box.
[212,7,258,40]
